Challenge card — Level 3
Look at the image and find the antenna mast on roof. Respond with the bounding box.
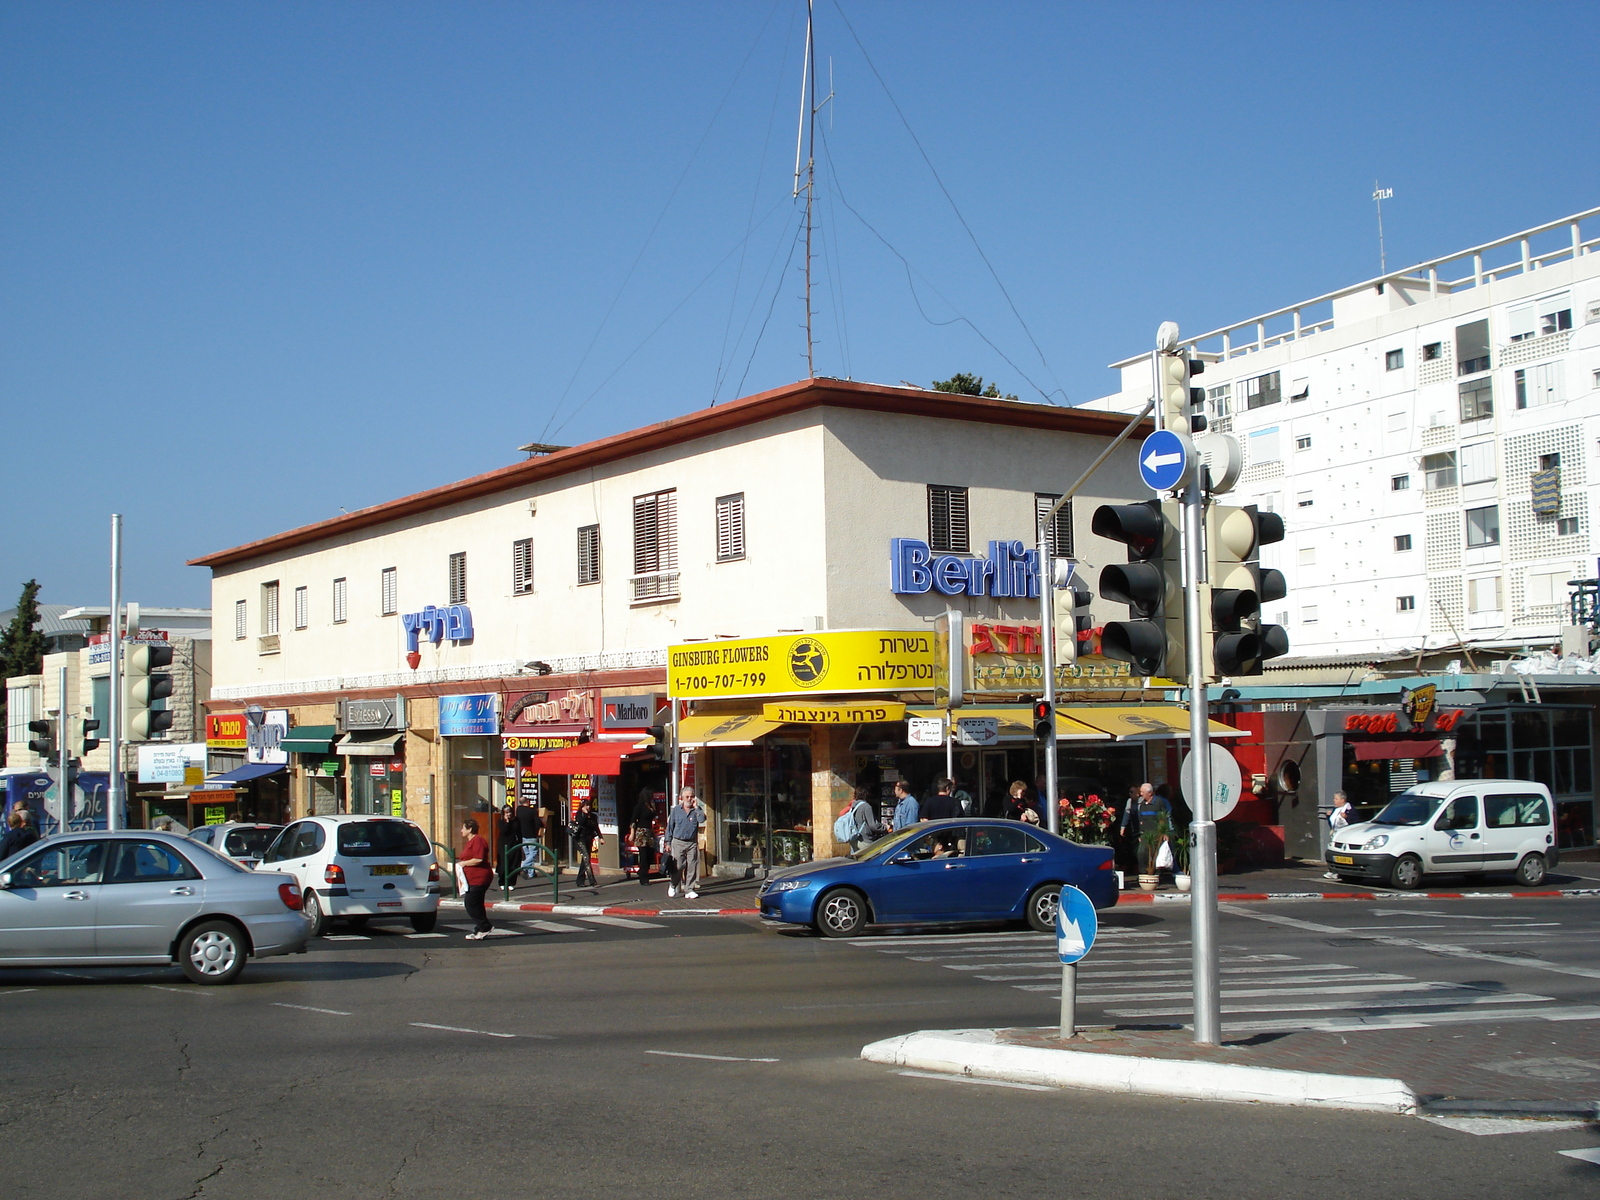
[1373,181,1394,275]
[792,0,832,379]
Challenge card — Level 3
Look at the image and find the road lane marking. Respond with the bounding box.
[411,1022,517,1039]
[520,920,583,933]
[896,1069,1053,1092]
[1421,1116,1591,1136]
[577,915,665,929]
[1558,1147,1600,1165]
[322,934,370,941]
[272,1003,352,1015]
[1217,1004,1600,1033]
[1024,980,1468,1000]
[48,970,94,979]
[146,985,212,996]
[405,932,449,938]
[0,989,38,996]
[645,1050,779,1063]
[782,999,954,1010]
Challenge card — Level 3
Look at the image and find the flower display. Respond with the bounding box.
[1059,793,1116,845]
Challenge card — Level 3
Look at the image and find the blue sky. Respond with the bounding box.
[3,1,1596,609]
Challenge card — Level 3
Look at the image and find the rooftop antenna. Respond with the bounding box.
[791,0,832,378]
[1372,181,1394,275]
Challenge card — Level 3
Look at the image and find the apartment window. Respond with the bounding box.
[1294,435,1312,451]
[1206,383,1231,419]
[1396,595,1416,611]
[261,581,280,635]
[1515,363,1565,409]
[512,538,534,595]
[1385,349,1404,371]
[1244,371,1281,410]
[1298,547,1316,568]
[1465,505,1500,548]
[234,599,247,640]
[1456,319,1489,375]
[1510,293,1573,340]
[1391,474,1410,491]
[381,567,397,616]
[1467,575,1502,613]
[926,485,970,554]
[1558,516,1580,536]
[1296,492,1314,508]
[1542,305,1573,336]
[1459,377,1493,422]
[1527,570,1569,606]
[1289,378,1310,402]
[332,577,348,624]
[1539,453,1561,471]
[1422,342,1443,361]
[716,493,746,562]
[447,552,467,604]
[1247,426,1281,464]
[1301,606,1319,624]
[1395,534,1413,552]
[1422,452,1458,490]
[293,586,308,630]
[1459,441,1496,485]
[633,490,679,601]
[1035,494,1074,558]
[577,525,601,584]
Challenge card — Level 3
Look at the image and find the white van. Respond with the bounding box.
[1326,780,1558,890]
[256,815,440,935]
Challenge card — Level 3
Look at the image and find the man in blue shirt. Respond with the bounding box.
[890,779,920,833]
[665,787,706,899]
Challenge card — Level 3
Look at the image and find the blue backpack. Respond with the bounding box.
[833,808,859,843]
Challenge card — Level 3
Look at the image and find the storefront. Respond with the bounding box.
[501,687,592,857]
[440,692,502,842]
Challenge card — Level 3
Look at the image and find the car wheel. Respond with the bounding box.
[1514,853,1546,887]
[1026,883,1062,933]
[1389,854,1424,891]
[815,888,868,937]
[303,888,326,937]
[178,921,246,985]
[409,912,438,933]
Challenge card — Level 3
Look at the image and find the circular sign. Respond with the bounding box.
[786,637,829,687]
[1138,430,1193,492]
[1055,884,1098,964]
[1179,743,1244,820]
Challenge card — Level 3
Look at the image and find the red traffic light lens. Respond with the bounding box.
[1032,701,1051,721]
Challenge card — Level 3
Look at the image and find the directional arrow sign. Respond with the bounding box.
[1055,884,1098,964]
[1138,429,1192,492]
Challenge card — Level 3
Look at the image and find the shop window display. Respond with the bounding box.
[714,743,812,867]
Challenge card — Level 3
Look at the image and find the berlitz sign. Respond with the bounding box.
[890,539,1041,599]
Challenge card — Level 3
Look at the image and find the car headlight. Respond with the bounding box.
[1365,834,1388,850]
[768,879,807,893]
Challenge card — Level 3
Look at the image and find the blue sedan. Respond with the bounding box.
[758,819,1117,937]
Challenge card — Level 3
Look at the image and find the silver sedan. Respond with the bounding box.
[0,830,310,984]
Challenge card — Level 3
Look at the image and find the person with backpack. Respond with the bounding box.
[833,785,884,853]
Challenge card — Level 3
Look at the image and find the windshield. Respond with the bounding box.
[849,827,923,861]
[224,827,280,858]
[1371,793,1444,827]
[337,820,430,858]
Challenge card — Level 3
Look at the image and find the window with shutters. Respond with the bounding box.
[632,490,679,601]
[234,599,247,640]
[1459,442,1496,485]
[577,525,601,585]
[715,493,745,562]
[448,552,467,604]
[294,586,308,630]
[381,567,397,616]
[512,538,534,594]
[927,485,969,554]
[332,577,348,624]
[1034,494,1073,558]
[262,582,280,635]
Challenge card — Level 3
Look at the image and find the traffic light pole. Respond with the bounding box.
[107,513,124,831]
[56,664,71,834]
[1182,466,1221,1046]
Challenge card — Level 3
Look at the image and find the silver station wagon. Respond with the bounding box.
[0,830,310,984]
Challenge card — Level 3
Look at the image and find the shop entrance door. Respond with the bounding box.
[979,751,1009,817]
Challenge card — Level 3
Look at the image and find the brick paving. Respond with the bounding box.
[998,1020,1600,1110]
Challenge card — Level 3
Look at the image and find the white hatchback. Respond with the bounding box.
[256,816,440,935]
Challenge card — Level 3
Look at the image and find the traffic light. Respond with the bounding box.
[1205,504,1290,676]
[646,723,668,764]
[123,644,175,739]
[1031,699,1053,742]
[1092,500,1183,676]
[27,718,57,763]
[1157,348,1207,436]
[81,718,102,756]
[1056,582,1094,666]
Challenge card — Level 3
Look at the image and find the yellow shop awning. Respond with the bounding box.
[1059,705,1246,741]
[678,712,785,747]
[907,706,1109,742]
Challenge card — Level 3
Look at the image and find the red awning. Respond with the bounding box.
[1350,739,1443,761]
[525,741,648,777]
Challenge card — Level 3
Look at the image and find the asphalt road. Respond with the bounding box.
[0,902,1596,1199]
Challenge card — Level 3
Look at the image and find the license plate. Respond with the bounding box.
[1332,855,1354,865]
[377,901,403,907]
[370,864,409,876]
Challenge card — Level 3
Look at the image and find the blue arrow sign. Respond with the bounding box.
[1055,883,1098,965]
[1138,429,1190,492]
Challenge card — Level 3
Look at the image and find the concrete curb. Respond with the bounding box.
[439,899,759,917]
[861,1029,1418,1114]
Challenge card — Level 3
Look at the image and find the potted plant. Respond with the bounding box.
[1138,815,1170,892]
[1172,826,1191,892]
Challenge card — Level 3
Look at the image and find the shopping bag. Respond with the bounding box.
[1154,840,1175,871]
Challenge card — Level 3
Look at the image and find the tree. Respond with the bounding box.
[930,373,1018,401]
[0,579,49,757]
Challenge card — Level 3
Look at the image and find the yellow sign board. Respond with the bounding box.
[669,630,934,699]
[762,701,907,725]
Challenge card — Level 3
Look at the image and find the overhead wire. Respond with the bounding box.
[734,216,806,399]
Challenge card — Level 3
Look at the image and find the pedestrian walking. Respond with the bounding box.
[1121,782,1172,874]
[845,785,884,852]
[571,799,602,888]
[514,795,544,883]
[665,787,705,899]
[0,810,39,861]
[1328,791,1354,830]
[458,819,494,940]
[1004,781,1036,822]
[920,778,960,822]
[497,803,519,888]
[889,779,919,832]
[630,789,658,887]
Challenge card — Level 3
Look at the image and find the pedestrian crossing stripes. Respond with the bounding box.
[843,926,1574,1034]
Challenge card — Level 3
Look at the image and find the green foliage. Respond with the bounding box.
[930,373,1018,401]
[0,579,48,756]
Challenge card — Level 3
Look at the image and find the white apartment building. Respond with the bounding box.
[1088,206,1600,663]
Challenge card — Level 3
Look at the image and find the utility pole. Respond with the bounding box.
[1038,507,1059,835]
[107,513,124,831]
[56,664,72,834]
[1182,452,1220,1046]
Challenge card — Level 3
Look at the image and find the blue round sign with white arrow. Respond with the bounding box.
[1055,883,1098,965]
[1138,429,1191,493]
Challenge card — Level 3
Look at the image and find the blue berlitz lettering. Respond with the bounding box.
[889,539,1039,599]
[891,538,933,593]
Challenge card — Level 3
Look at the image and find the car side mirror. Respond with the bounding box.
[0,872,12,889]
[889,853,916,866]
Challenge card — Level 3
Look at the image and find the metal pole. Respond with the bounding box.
[107,514,124,831]
[57,665,71,835]
[1058,962,1077,1039]
[944,715,953,782]
[1039,508,1060,835]
[1182,466,1220,1045]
